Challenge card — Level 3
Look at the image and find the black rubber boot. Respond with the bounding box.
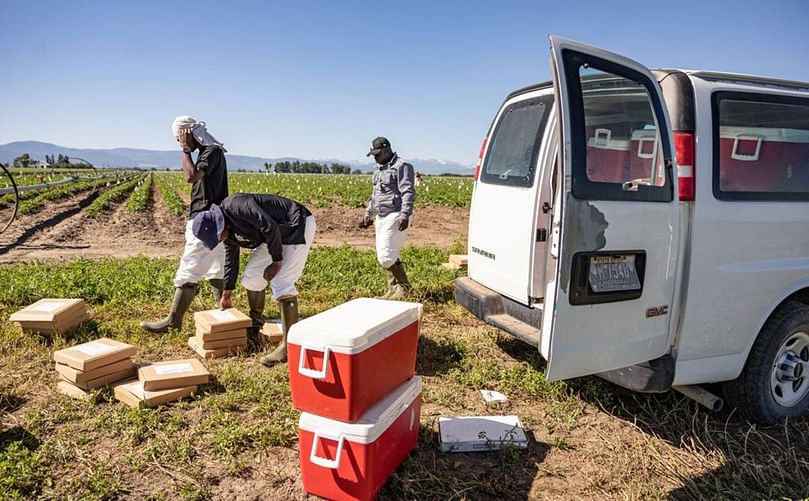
[260,295,298,367]
[387,260,411,300]
[209,279,224,308]
[140,283,198,333]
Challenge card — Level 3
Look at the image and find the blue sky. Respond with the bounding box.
[1,0,807,165]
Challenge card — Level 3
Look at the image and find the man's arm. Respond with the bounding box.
[397,162,415,228]
[178,129,204,183]
[220,239,241,309]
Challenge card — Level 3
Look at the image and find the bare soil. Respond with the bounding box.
[0,188,469,263]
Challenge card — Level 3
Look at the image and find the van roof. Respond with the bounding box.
[506,70,809,101]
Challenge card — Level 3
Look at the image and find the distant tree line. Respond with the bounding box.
[264,161,361,175]
[11,153,94,169]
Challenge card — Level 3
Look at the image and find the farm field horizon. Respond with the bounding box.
[0,170,807,499]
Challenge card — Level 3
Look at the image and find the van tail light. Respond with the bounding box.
[473,137,488,182]
[674,131,695,201]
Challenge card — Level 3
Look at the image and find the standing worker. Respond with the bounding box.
[358,136,415,300]
[191,193,316,367]
[141,116,228,333]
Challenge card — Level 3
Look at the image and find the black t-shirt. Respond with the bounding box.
[189,146,228,218]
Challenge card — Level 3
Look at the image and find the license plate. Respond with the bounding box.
[588,255,641,293]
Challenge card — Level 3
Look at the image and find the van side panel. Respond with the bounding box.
[673,78,809,385]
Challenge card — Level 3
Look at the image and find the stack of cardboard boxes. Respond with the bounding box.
[442,254,468,270]
[115,358,209,408]
[188,308,251,358]
[11,298,90,336]
[53,338,137,399]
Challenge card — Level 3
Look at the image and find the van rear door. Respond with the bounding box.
[542,36,683,381]
[468,87,555,304]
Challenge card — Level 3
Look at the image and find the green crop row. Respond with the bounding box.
[84,176,144,218]
[159,172,473,208]
[126,173,152,213]
[16,176,127,216]
[153,173,186,216]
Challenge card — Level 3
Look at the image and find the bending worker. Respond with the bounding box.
[191,193,316,367]
[142,116,228,333]
[358,136,415,300]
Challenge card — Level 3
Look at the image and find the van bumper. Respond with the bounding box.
[453,276,674,393]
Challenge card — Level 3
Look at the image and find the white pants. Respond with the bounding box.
[242,215,316,300]
[375,212,410,269]
[174,219,225,287]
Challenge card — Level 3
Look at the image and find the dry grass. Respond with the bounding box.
[1,252,808,500]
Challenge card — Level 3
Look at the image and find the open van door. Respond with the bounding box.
[541,36,682,381]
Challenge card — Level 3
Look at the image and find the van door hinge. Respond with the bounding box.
[536,228,547,242]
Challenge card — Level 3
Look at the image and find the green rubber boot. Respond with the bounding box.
[246,288,266,347]
[387,260,411,300]
[209,278,224,308]
[140,283,198,333]
[260,295,298,367]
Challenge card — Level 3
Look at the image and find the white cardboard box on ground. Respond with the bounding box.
[438,415,528,452]
[52,338,137,371]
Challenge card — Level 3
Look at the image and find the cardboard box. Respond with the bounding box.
[62,365,137,390]
[438,415,528,452]
[194,308,251,333]
[10,298,88,333]
[114,379,197,408]
[199,336,247,350]
[55,358,135,385]
[56,380,99,401]
[187,336,246,359]
[195,325,248,342]
[449,254,468,267]
[260,321,283,345]
[139,358,209,391]
[53,338,137,371]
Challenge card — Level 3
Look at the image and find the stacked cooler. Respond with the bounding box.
[188,308,252,358]
[288,298,423,501]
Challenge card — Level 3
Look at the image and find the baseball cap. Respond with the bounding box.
[366,136,391,157]
[192,204,225,250]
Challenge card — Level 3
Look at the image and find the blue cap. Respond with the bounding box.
[192,204,225,250]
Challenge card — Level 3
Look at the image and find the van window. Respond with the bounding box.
[560,49,673,202]
[481,95,553,187]
[713,92,809,201]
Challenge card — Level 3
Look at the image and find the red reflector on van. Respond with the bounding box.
[474,137,488,182]
[674,132,695,201]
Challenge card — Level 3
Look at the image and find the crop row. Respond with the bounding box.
[126,173,152,213]
[162,172,473,208]
[85,175,145,218]
[16,175,129,216]
[153,173,186,216]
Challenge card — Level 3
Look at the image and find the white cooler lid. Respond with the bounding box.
[288,298,422,353]
[299,376,421,444]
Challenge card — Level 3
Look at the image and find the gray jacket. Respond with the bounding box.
[365,154,415,219]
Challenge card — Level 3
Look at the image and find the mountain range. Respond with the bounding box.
[0,141,473,175]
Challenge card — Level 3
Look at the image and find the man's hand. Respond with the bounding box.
[178,128,193,149]
[398,218,409,231]
[358,215,373,229]
[263,261,282,283]
[220,290,233,310]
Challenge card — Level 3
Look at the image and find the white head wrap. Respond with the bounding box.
[171,115,226,151]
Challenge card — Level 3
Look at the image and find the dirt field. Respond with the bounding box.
[0,182,469,263]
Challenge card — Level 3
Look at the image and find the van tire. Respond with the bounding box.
[723,301,809,425]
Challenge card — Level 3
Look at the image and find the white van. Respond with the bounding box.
[454,35,809,424]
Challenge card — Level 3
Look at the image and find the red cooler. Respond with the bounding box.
[287,298,422,422]
[299,376,422,501]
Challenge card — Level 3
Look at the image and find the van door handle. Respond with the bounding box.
[542,202,552,214]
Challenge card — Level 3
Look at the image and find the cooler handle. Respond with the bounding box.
[636,135,657,159]
[593,128,612,147]
[298,345,331,379]
[310,430,345,469]
[731,135,762,162]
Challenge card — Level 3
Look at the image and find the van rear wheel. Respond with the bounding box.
[723,301,809,425]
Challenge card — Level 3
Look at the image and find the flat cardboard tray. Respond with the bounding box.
[52,338,137,371]
[438,415,528,452]
[114,379,197,408]
[139,358,210,391]
[187,336,246,359]
[194,308,251,333]
[55,358,135,385]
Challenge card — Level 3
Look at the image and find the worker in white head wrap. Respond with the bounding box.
[141,115,230,334]
[171,115,227,152]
